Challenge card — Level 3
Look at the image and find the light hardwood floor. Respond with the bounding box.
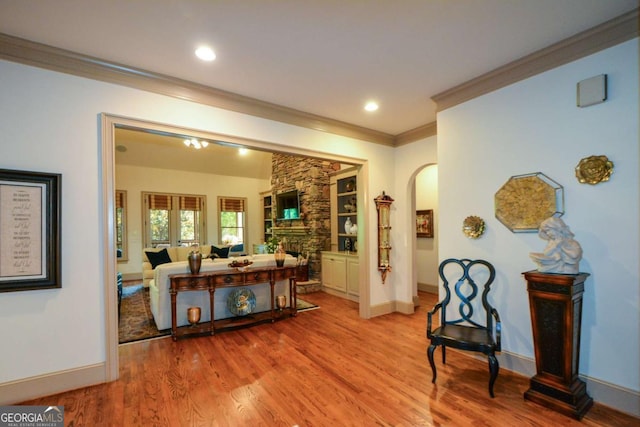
[22,291,638,426]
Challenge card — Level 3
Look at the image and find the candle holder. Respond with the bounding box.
[276,295,287,312]
[187,306,201,327]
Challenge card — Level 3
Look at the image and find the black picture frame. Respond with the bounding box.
[0,169,61,292]
[416,209,433,238]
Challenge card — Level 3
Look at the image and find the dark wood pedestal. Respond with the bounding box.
[523,271,593,420]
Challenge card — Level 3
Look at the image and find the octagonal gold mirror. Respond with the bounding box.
[495,172,564,233]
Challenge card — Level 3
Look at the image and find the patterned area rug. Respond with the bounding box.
[296,298,320,312]
[119,285,169,344]
[118,285,319,344]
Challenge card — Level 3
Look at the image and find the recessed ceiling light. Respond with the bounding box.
[364,101,379,112]
[238,148,249,156]
[195,46,216,61]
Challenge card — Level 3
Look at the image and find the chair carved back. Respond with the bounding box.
[438,258,496,332]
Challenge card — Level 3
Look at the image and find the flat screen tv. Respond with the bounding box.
[276,190,300,219]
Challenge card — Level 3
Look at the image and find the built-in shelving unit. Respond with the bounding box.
[261,190,273,243]
[330,167,358,253]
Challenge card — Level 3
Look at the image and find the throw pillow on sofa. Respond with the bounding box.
[210,245,230,259]
[145,248,172,269]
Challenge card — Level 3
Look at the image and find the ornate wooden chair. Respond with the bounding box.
[426,258,501,397]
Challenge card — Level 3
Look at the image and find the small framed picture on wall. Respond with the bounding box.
[416,209,433,238]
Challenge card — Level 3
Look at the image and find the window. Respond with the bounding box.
[218,197,246,245]
[143,192,205,247]
[115,190,128,261]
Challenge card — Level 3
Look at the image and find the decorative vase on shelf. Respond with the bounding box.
[344,237,352,252]
[350,223,358,235]
[344,217,352,234]
[274,243,286,267]
[345,179,355,192]
[188,251,202,274]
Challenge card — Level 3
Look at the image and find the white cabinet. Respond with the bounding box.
[322,251,359,301]
[346,256,359,297]
[322,252,346,291]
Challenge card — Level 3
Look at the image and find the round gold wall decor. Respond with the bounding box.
[494,172,564,233]
[575,155,613,184]
[462,216,485,239]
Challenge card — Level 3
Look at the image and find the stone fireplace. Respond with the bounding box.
[270,154,339,281]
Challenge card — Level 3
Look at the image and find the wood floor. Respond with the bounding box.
[22,291,637,426]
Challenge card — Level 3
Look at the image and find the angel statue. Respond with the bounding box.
[530,217,582,274]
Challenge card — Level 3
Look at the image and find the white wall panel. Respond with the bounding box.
[437,39,639,391]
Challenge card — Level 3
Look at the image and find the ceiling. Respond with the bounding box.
[0,0,637,136]
[114,128,274,179]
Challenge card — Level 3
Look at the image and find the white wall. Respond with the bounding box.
[415,165,439,289]
[437,39,639,392]
[393,136,438,304]
[0,59,394,386]
[115,164,270,276]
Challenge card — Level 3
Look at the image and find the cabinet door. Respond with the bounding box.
[346,258,359,297]
[322,254,347,291]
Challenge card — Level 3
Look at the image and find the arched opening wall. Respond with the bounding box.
[392,135,438,309]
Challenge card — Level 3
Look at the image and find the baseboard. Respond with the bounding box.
[583,375,639,417]
[496,351,639,417]
[418,282,438,294]
[369,300,394,317]
[0,363,106,405]
[395,299,414,315]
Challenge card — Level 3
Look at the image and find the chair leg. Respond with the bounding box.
[427,344,438,384]
[488,354,499,398]
[442,345,446,364]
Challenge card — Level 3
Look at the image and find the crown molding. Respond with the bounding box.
[1,9,637,147]
[432,9,639,112]
[0,32,395,146]
[395,121,437,146]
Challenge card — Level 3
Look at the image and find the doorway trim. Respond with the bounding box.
[101,113,370,380]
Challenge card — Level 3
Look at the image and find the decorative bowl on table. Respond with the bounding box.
[226,288,256,316]
[228,259,253,271]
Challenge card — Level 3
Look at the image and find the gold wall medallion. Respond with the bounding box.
[462,216,485,239]
[495,172,564,233]
[575,155,613,184]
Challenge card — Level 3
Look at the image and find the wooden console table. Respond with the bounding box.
[523,271,593,420]
[169,266,297,341]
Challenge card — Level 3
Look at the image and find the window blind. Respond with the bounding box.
[179,195,202,211]
[147,194,172,210]
[115,191,125,208]
[220,198,245,212]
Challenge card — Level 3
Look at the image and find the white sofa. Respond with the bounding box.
[142,245,246,287]
[149,254,297,331]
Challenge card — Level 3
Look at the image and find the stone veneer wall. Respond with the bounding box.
[271,154,339,281]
